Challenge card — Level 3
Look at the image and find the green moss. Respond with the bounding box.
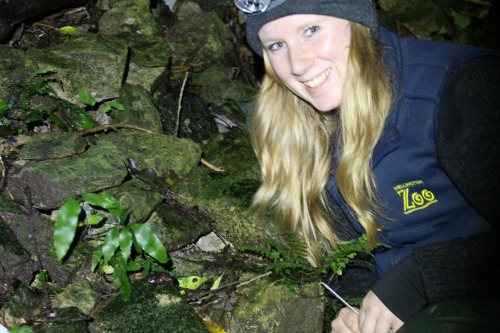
[0,193,26,215]
[0,219,30,258]
[89,280,208,333]
[33,307,88,333]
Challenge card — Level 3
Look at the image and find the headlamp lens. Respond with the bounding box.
[234,0,272,14]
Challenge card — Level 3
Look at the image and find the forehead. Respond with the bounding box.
[258,14,344,38]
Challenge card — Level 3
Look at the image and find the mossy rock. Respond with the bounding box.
[89,280,208,333]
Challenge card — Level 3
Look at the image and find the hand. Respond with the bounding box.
[331,291,404,333]
[331,307,359,333]
[359,291,403,332]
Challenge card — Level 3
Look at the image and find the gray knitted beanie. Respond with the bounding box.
[236,0,379,56]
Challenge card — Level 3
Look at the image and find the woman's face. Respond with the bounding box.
[258,15,351,112]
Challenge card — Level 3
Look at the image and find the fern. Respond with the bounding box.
[239,233,380,284]
[239,233,318,284]
[322,233,376,276]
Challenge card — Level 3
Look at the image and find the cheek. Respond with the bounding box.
[269,58,290,80]
[317,38,344,60]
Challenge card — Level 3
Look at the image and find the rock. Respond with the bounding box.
[0,193,93,286]
[216,278,324,333]
[99,131,201,177]
[173,130,277,248]
[163,1,235,71]
[0,195,50,285]
[111,83,163,133]
[18,132,87,160]
[88,280,208,333]
[0,45,38,102]
[0,285,40,327]
[145,201,211,252]
[99,0,170,67]
[32,307,89,333]
[51,280,99,315]
[0,0,88,41]
[98,0,170,92]
[183,0,232,19]
[192,66,257,126]
[26,34,128,105]
[0,211,33,285]
[6,139,128,209]
[196,231,227,253]
[156,88,220,143]
[107,178,164,223]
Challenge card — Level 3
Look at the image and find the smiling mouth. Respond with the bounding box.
[304,67,332,88]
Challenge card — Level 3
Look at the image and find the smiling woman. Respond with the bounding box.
[234,0,500,332]
[258,15,351,111]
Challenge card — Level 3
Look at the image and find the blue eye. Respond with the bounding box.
[305,25,320,37]
[267,41,284,52]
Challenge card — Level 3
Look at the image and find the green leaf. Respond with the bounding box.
[129,224,168,264]
[33,270,49,290]
[59,26,78,35]
[81,192,118,209]
[91,246,103,272]
[127,260,142,271]
[114,253,132,301]
[30,66,55,78]
[210,272,224,290]
[103,104,111,112]
[88,213,105,225]
[178,275,208,290]
[54,198,81,261]
[119,227,133,262]
[102,227,120,264]
[78,90,96,107]
[142,258,151,277]
[9,324,34,333]
[0,99,9,113]
[109,206,129,224]
[450,9,471,29]
[102,264,114,274]
[99,191,120,207]
[108,101,125,111]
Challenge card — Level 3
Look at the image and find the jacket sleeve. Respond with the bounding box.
[436,54,500,225]
[372,54,500,321]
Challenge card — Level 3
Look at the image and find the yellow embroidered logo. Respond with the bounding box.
[393,180,437,214]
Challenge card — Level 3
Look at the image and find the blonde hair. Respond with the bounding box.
[251,23,393,266]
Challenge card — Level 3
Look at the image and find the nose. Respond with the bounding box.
[288,45,313,77]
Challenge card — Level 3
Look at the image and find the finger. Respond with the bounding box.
[331,308,359,333]
[373,318,393,333]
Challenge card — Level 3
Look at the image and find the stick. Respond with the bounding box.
[175,71,189,137]
[200,158,225,173]
[77,123,155,136]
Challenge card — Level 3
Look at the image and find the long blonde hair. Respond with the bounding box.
[251,23,393,266]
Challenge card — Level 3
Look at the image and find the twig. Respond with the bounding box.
[174,71,189,137]
[200,158,225,173]
[236,271,272,288]
[77,123,155,136]
[189,271,272,301]
[33,22,60,32]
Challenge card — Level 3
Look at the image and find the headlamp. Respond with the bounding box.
[234,0,287,15]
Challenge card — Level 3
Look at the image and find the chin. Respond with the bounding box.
[312,102,339,113]
[308,95,341,112]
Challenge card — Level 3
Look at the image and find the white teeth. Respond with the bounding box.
[304,68,332,88]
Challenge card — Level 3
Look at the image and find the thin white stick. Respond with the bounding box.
[321,282,359,314]
[175,71,189,137]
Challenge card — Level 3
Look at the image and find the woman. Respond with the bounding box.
[234,0,499,332]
